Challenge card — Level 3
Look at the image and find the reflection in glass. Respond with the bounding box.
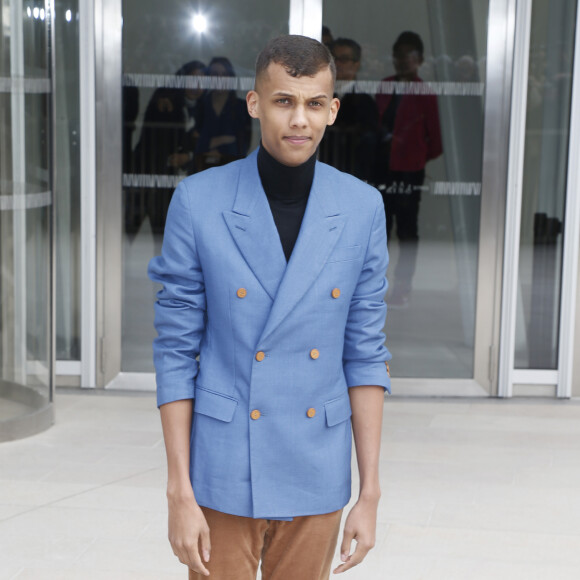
[121,0,288,371]
[322,0,488,378]
[374,31,443,308]
[319,38,379,182]
[1,0,53,440]
[515,0,577,369]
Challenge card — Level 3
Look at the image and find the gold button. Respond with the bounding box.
[237,288,247,298]
[307,408,316,418]
[385,362,390,377]
[256,351,265,362]
[251,409,261,420]
[310,349,320,360]
[331,288,341,299]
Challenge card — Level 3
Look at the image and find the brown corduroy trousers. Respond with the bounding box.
[188,506,343,580]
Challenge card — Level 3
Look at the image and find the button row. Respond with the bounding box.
[255,349,321,361]
[251,408,317,420]
[237,288,341,299]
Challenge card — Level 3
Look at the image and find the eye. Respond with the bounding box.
[309,100,323,107]
[276,98,291,105]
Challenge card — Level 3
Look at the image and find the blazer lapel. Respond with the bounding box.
[223,151,286,301]
[260,162,346,343]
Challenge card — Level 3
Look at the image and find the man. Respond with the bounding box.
[319,38,378,182]
[374,31,442,307]
[149,35,391,579]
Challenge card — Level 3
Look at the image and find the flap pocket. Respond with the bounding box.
[324,394,352,427]
[194,387,238,423]
[327,245,362,263]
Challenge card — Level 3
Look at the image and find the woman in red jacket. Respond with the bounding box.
[375,31,442,307]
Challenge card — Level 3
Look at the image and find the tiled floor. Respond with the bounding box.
[1,392,580,579]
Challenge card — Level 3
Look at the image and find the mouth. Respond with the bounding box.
[284,136,311,145]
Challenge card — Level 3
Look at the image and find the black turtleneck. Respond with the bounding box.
[258,144,316,262]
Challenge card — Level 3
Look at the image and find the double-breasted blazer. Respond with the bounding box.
[149,147,391,520]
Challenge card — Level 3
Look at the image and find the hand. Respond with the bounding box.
[168,492,211,576]
[333,496,379,574]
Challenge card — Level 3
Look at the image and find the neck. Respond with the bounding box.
[257,143,316,201]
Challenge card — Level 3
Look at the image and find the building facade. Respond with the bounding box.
[2,0,580,439]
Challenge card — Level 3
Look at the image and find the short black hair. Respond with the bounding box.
[255,35,336,85]
[393,31,424,56]
[332,38,362,62]
[176,60,206,76]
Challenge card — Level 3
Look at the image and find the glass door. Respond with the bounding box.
[320,0,506,390]
[0,0,54,439]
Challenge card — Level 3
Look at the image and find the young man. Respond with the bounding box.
[149,35,391,579]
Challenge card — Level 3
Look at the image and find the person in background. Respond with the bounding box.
[166,60,207,172]
[194,57,252,170]
[319,37,378,182]
[375,31,442,307]
[128,60,206,238]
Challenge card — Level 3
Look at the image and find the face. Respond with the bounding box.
[208,62,231,94]
[393,44,423,79]
[332,45,360,81]
[246,62,339,167]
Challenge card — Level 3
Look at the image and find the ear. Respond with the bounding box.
[327,97,340,126]
[246,90,260,119]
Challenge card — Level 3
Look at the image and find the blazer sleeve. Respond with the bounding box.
[148,181,206,407]
[343,194,392,392]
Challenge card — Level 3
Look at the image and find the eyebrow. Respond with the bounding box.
[272,91,329,100]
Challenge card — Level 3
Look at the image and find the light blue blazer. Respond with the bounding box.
[149,148,391,520]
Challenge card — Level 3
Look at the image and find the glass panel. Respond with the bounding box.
[54,0,81,360]
[515,0,577,369]
[321,0,488,378]
[0,0,53,439]
[121,0,289,371]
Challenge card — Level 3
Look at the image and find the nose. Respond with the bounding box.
[289,104,308,129]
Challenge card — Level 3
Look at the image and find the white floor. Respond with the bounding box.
[2,392,580,579]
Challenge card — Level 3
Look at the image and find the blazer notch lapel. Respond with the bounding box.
[223,153,286,301]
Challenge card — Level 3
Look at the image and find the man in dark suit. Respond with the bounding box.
[319,38,378,182]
